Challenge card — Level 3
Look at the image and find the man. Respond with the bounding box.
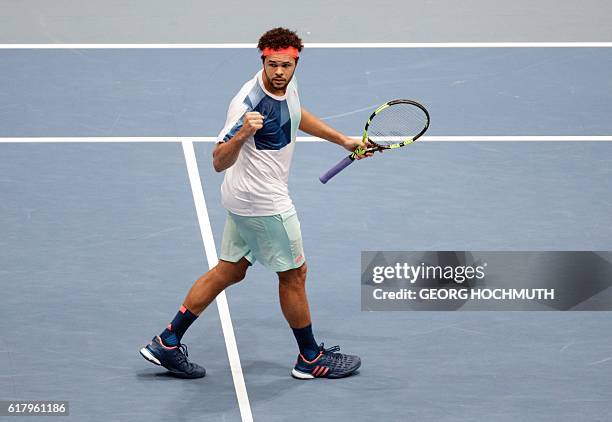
[141,27,370,379]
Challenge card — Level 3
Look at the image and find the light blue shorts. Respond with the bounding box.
[219,207,306,273]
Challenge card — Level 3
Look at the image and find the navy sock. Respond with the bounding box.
[160,305,198,346]
[292,324,319,360]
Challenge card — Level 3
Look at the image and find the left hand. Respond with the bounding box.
[341,137,377,160]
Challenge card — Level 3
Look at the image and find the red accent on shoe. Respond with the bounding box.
[156,336,178,350]
[299,352,323,364]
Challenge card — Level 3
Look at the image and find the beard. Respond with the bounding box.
[265,72,290,91]
[272,79,288,89]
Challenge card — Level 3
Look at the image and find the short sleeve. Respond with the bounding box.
[217,100,249,143]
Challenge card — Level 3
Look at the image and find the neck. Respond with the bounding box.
[262,72,286,96]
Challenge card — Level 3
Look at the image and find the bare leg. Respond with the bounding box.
[183,258,250,315]
[278,263,311,328]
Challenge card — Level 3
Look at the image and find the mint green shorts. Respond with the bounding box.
[219,207,306,273]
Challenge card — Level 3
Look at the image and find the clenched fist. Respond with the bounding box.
[239,112,264,137]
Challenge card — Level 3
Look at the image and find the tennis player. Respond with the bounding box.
[141,28,370,379]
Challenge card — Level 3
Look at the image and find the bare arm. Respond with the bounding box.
[299,107,352,148]
[212,132,250,172]
[299,107,373,158]
[212,112,263,172]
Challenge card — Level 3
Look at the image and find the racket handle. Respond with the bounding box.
[319,155,355,184]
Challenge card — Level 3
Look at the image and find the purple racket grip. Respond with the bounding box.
[319,156,355,184]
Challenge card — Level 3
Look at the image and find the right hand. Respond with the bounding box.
[239,112,264,137]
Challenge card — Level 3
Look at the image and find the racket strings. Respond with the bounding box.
[367,104,428,146]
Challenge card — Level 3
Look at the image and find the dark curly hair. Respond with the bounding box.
[258,27,303,62]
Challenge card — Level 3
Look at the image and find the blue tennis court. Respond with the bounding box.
[2,2,612,421]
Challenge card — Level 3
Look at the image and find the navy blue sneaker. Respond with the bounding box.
[292,343,361,379]
[140,336,206,379]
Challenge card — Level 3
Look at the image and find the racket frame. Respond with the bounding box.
[361,99,430,153]
[319,99,430,184]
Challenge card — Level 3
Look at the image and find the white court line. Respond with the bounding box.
[0,42,612,49]
[181,141,253,422]
[1,136,612,143]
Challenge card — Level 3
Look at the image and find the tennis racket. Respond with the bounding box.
[319,99,430,184]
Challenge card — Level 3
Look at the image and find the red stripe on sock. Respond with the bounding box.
[179,305,187,314]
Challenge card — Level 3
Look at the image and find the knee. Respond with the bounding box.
[215,261,248,285]
[279,263,307,288]
[225,267,247,285]
[231,268,247,284]
[296,262,307,280]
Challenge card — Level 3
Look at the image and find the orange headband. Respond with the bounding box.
[261,47,300,58]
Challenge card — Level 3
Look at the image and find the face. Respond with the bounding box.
[262,54,297,92]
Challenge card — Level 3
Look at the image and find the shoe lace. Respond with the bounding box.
[176,343,189,364]
[320,343,342,362]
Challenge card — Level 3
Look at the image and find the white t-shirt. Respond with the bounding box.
[217,70,301,216]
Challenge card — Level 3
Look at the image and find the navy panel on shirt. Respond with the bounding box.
[223,119,243,142]
[252,96,292,150]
